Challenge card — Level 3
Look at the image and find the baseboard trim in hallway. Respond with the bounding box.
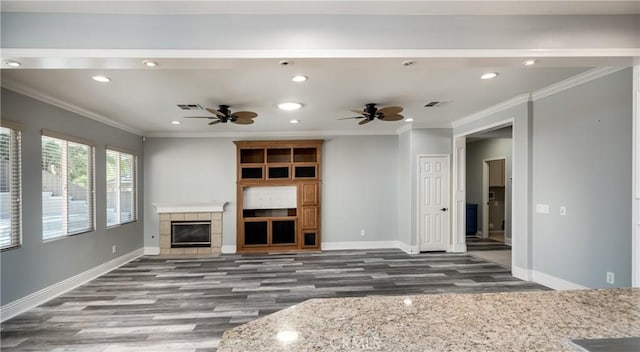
[0,248,143,322]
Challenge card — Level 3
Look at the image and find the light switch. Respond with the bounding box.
[536,204,550,214]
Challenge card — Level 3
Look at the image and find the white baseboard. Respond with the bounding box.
[144,247,160,255]
[1,248,143,322]
[531,270,589,291]
[396,241,419,254]
[512,265,532,281]
[321,240,402,251]
[221,245,236,254]
[450,243,467,253]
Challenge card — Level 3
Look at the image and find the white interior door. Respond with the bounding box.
[419,155,450,252]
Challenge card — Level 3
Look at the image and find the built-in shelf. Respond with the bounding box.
[235,140,323,253]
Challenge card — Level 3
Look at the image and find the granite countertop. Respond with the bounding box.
[218,288,640,352]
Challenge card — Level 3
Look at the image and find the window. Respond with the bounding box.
[41,131,95,240]
[106,148,136,226]
[0,124,21,250]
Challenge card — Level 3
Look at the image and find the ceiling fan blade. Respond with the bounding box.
[337,116,365,120]
[206,108,225,117]
[208,119,222,125]
[378,106,403,116]
[380,114,404,122]
[184,116,211,119]
[232,111,258,120]
[350,109,366,115]
[233,118,255,125]
[359,119,372,125]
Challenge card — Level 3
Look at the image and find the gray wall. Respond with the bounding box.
[143,137,237,247]
[466,137,513,241]
[143,135,400,248]
[323,136,398,242]
[397,130,411,246]
[532,68,632,288]
[0,88,144,306]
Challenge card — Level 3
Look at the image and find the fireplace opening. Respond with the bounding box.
[171,221,211,248]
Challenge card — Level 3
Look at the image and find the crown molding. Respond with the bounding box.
[396,124,412,135]
[451,66,630,129]
[530,66,628,101]
[144,129,399,138]
[2,79,144,136]
[451,94,530,128]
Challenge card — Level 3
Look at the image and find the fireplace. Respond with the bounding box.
[153,201,227,256]
[171,221,211,247]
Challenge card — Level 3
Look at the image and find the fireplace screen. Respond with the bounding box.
[171,221,211,247]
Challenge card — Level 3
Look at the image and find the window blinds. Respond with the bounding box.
[0,126,21,249]
[106,148,136,226]
[41,133,95,240]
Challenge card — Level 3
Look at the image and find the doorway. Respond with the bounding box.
[418,155,450,252]
[483,158,507,244]
[463,126,513,268]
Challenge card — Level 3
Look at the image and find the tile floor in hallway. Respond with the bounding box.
[1,249,548,352]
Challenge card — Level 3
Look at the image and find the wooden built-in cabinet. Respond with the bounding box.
[235,140,323,252]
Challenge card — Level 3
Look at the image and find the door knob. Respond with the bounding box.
[440,208,448,211]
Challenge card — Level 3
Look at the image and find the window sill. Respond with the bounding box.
[43,229,95,243]
[1,244,22,252]
[107,220,138,229]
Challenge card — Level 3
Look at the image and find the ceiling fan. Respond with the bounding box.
[185,105,258,125]
[339,103,404,125]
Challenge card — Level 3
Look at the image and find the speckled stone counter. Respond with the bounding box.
[218,288,640,351]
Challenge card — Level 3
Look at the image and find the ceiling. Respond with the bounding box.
[4,58,623,135]
[1,1,638,136]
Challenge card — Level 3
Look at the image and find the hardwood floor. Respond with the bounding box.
[1,249,548,351]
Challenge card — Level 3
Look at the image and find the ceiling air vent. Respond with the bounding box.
[424,101,441,108]
[176,104,204,111]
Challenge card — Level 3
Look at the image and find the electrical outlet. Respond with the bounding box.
[606,272,615,285]
[360,229,365,237]
[112,245,116,254]
[560,206,567,216]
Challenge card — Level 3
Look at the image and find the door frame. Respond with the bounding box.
[453,117,522,276]
[482,156,507,241]
[416,154,451,252]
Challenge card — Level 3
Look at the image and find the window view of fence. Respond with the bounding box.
[42,134,94,240]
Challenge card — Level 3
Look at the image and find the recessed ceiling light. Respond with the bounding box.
[143,60,158,67]
[278,102,302,111]
[405,118,414,122]
[5,60,21,67]
[92,75,111,83]
[523,59,537,66]
[289,119,300,124]
[291,75,307,82]
[480,72,498,80]
[171,120,181,125]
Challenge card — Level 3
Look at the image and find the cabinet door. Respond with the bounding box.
[301,183,318,205]
[301,207,318,229]
[488,159,505,187]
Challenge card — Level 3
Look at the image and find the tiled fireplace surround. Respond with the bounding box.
[154,202,226,256]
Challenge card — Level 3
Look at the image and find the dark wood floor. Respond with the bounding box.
[1,249,547,351]
[466,236,511,251]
